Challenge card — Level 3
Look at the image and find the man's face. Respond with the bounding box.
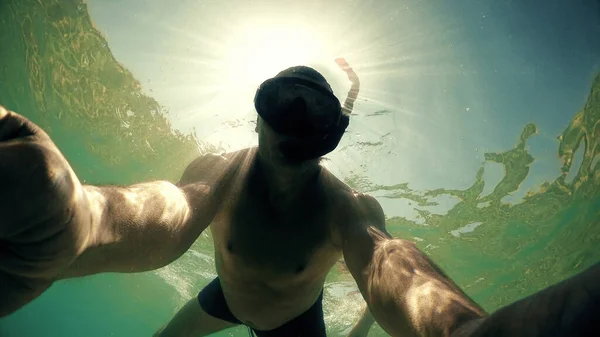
[256,116,322,167]
[256,116,286,161]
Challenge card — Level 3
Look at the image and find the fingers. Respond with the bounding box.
[0,107,27,141]
[0,240,73,279]
[0,106,49,142]
[0,140,75,242]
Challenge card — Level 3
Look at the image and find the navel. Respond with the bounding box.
[227,241,234,252]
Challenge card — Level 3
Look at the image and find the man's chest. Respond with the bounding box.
[211,186,341,276]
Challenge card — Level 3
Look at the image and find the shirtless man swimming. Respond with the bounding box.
[0,59,598,337]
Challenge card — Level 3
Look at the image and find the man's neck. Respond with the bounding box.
[256,152,321,210]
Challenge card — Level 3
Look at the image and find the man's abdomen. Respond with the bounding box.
[214,249,336,330]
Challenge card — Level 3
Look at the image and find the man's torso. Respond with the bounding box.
[184,148,356,330]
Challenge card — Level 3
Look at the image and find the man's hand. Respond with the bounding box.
[0,106,91,316]
[335,58,360,115]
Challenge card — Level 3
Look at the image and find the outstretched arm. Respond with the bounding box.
[0,107,229,316]
[342,194,600,337]
[341,194,485,337]
[61,181,213,278]
[62,153,231,278]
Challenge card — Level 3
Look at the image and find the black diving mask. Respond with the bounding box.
[254,76,349,162]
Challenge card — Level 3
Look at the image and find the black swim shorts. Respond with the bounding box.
[198,278,326,336]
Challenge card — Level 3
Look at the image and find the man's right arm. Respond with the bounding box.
[61,181,214,278]
[62,153,233,278]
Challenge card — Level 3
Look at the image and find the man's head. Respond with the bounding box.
[254,66,349,166]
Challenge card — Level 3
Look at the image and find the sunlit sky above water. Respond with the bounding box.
[86,0,600,218]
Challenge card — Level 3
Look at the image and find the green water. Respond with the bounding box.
[1,0,599,336]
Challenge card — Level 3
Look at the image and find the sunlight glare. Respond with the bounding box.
[194,18,353,151]
[224,22,328,88]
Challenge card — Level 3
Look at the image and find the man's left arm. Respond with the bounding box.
[340,194,487,337]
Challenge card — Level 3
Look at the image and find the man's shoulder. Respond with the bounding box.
[319,169,385,232]
[178,148,257,186]
[319,168,379,210]
[222,147,258,161]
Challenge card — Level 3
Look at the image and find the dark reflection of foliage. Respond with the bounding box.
[345,74,600,311]
[0,0,219,185]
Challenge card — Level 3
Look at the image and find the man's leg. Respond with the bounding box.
[154,298,237,337]
[347,305,374,337]
[155,278,240,337]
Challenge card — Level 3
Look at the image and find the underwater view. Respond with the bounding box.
[1,0,599,336]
